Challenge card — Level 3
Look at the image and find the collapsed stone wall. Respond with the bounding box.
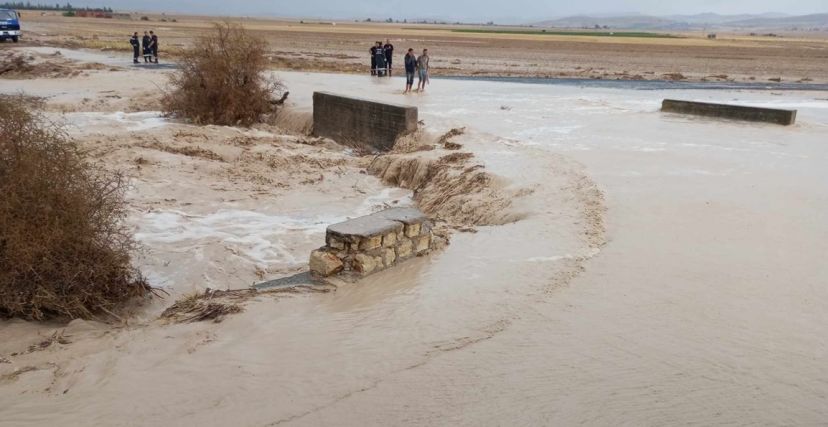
[309,208,435,278]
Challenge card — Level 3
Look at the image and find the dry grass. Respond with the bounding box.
[161,289,252,323]
[437,127,466,150]
[161,22,286,126]
[0,96,151,320]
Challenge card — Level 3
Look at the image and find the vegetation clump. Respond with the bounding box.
[162,22,286,126]
[0,96,150,320]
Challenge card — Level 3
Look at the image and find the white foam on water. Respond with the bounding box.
[133,188,412,267]
[65,111,168,132]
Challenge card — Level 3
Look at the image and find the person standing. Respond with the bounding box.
[383,39,394,76]
[129,32,140,64]
[417,48,430,92]
[141,31,151,63]
[404,48,416,94]
[149,31,159,64]
[369,42,379,76]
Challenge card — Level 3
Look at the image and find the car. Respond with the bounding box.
[0,9,21,43]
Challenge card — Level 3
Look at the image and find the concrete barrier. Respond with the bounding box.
[313,92,418,151]
[661,99,797,125]
[309,207,435,278]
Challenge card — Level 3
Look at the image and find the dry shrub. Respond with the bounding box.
[0,96,150,320]
[162,22,285,126]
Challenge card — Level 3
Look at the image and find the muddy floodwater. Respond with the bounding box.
[2,68,828,426]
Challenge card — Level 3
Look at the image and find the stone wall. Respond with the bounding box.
[312,92,418,151]
[309,208,434,278]
[662,99,797,125]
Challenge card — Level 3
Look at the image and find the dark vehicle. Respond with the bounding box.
[0,9,21,42]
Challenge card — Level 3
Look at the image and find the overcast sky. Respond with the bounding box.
[78,0,826,23]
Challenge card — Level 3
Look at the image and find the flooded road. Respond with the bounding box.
[2,66,828,426]
[264,73,828,425]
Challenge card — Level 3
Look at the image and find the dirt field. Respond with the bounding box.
[3,13,828,427]
[11,11,828,83]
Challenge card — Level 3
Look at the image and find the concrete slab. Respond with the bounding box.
[376,207,427,225]
[326,207,427,238]
[662,99,797,125]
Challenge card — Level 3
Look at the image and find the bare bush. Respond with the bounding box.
[0,96,151,320]
[161,22,285,126]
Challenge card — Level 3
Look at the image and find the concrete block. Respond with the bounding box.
[397,238,413,259]
[354,253,377,275]
[405,223,421,238]
[328,215,404,240]
[661,99,797,125]
[327,236,346,250]
[382,248,396,267]
[383,232,397,247]
[415,234,431,254]
[359,235,383,251]
[313,92,418,151]
[309,250,344,277]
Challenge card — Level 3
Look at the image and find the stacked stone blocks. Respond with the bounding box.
[309,208,434,278]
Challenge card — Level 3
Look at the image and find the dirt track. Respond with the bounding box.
[13,11,828,83]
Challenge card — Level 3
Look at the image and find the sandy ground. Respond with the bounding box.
[10,11,828,83]
[2,44,828,426]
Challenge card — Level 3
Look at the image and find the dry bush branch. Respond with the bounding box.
[0,96,151,320]
[161,22,286,126]
[161,289,252,323]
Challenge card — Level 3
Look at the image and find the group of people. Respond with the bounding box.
[129,31,159,64]
[370,39,431,93]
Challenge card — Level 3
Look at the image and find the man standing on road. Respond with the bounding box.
[369,42,379,76]
[383,39,394,76]
[404,48,416,94]
[417,48,430,92]
[149,31,159,64]
[129,32,140,64]
[142,31,151,63]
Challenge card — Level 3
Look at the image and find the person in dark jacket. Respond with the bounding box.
[369,42,377,75]
[141,31,151,63]
[129,32,140,64]
[383,39,394,76]
[149,31,159,64]
[403,48,416,93]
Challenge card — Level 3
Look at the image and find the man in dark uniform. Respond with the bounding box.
[369,42,379,76]
[373,41,387,77]
[142,31,151,63]
[129,32,140,64]
[149,31,159,64]
[383,39,394,76]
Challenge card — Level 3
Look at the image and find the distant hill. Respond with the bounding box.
[535,14,680,30]
[535,13,828,31]
[725,13,828,29]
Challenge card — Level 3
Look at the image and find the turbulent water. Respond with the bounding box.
[2,68,828,426]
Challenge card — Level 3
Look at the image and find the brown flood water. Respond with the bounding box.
[2,70,828,426]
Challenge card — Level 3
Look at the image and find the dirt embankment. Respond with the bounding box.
[0,50,114,79]
[369,128,531,228]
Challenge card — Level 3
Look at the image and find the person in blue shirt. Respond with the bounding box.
[404,48,417,94]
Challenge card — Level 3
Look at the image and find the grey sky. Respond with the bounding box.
[77,0,826,23]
